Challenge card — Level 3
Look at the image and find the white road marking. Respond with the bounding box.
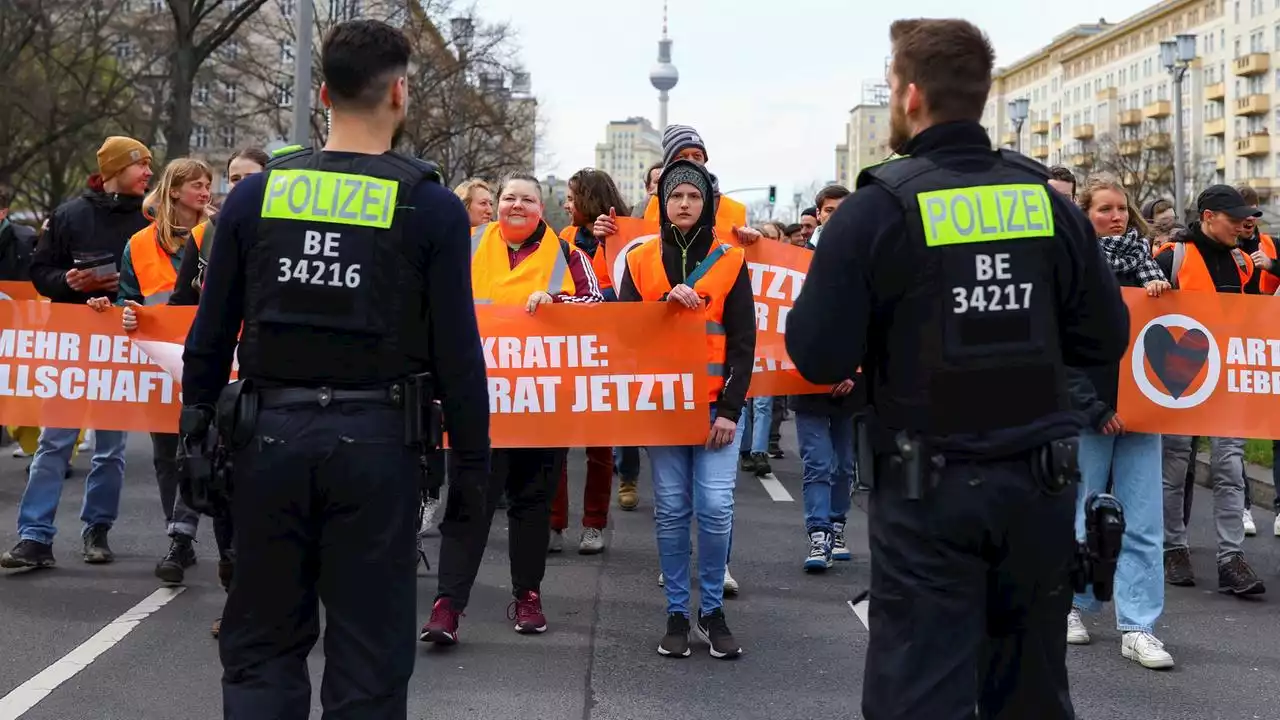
[0,587,185,720]
[758,473,794,502]
[848,598,870,630]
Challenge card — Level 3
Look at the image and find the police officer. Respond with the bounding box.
[785,18,1129,720]
[181,19,491,719]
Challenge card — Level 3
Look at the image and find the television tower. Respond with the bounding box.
[649,1,678,131]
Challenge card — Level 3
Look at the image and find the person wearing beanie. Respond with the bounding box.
[595,124,762,246]
[617,159,755,660]
[0,135,152,572]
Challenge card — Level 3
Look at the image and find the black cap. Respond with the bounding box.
[1196,184,1262,219]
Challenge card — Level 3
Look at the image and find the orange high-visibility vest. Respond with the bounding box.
[559,225,613,291]
[644,193,747,229]
[471,222,577,305]
[1156,240,1253,292]
[129,222,207,303]
[1258,233,1279,294]
[625,234,744,402]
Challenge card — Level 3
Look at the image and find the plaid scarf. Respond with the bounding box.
[1098,227,1166,285]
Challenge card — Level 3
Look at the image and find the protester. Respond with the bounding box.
[631,161,663,217]
[1046,165,1077,201]
[87,158,214,588]
[422,172,602,644]
[618,159,754,660]
[807,185,849,247]
[454,178,494,227]
[798,207,818,244]
[0,183,34,281]
[552,167,631,552]
[1064,174,1174,670]
[0,136,152,570]
[784,222,805,246]
[1156,185,1265,596]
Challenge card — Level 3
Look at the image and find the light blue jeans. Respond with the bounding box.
[1072,430,1164,634]
[739,396,772,455]
[796,412,855,533]
[18,428,128,545]
[648,412,744,617]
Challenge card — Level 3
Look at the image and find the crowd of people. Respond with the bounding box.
[0,19,1276,705]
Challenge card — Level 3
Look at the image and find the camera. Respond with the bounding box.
[1071,492,1125,602]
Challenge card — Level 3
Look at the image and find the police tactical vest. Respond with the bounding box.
[239,147,441,387]
[856,149,1070,436]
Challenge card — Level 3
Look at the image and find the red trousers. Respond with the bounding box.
[551,447,614,530]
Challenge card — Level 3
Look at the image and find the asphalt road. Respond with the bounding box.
[0,428,1277,720]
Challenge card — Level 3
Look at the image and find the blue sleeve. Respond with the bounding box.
[412,182,491,467]
[182,176,256,407]
[115,243,141,306]
[785,186,889,384]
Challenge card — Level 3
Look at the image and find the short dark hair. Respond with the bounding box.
[498,171,542,199]
[814,185,850,209]
[783,223,802,235]
[801,207,818,219]
[227,147,270,173]
[1237,184,1261,206]
[569,168,630,224]
[321,20,411,110]
[890,19,994,123]
[643,162,663,188]
[1047,166,1077,191]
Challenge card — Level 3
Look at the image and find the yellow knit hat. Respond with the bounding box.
[96,136,152,181]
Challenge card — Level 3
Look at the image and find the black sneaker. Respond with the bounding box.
[1218,554,1265,596]
[1164,547,1195,587]
[155,534,198,585]
[695,608,742,659]
[217,556,234,591]
[657,613,691,658]
[0,539,55,569]
[83,524,114,564]
[751,452,772,477]
[767,444,785,459]
[738,452,757,473]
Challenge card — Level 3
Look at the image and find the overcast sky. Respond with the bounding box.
[472,0,1154,215]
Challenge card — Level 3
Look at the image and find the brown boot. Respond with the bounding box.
[618,479,639,511]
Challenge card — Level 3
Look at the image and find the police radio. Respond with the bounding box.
[1071,492,1125,602]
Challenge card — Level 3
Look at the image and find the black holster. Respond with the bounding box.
[178,380,258,518]
[1032,436,1081,495]
[404,372,443,450]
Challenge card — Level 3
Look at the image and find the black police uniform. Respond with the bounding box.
[785,121,1130,720]
[182,146,467,720]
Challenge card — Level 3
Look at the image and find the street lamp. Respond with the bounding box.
[1162,33,1197,221]
[1007,97,1030,153]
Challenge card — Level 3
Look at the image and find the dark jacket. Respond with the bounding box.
[0,220,36,281]
[1156,222,1255,294]
[169,233,204,307]
[29,189,148,304]
[789,241,864,418]
[617,161,756,423]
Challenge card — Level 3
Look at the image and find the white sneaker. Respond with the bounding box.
[11,446,26,459]
[723,566,739,595]
[1122,631,1174,669]
[1274,514,1280,538]
[1244,508,1257,536]
[77,429,94,453]
[578,527,605,555]
[657,571,664,587]
[548,530,564,554]
[1066,608,1091,645]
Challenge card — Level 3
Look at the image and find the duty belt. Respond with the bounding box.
[257,385,404,409]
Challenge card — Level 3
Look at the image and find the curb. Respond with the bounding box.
[1193,452,1276,510]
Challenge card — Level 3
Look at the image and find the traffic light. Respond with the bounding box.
[768,185,777,204]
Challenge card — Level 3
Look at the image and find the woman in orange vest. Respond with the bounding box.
[544,169,635,556]
[89,157,213,588]
[616,159,755,660]
[421,172,603,647]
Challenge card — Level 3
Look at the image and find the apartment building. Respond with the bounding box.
[983,0,1280,205]
[594,117,664,206]
[839,104,891,183]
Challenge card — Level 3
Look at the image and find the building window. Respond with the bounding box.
[149,0,163,11]
[114,40,133,59]
[280,41,294,64]
[277,83,293,107]
[224,81,237,103]
[195,82,209,104]
[220,126,236,149]
[220,40,240,59]
[192,125,209,149]
[281,0,295,15]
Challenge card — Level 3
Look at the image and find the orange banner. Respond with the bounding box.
[601,219,829,397]
[0,281,42,301]
[0,301,713,448]
[1117,287,1280,439]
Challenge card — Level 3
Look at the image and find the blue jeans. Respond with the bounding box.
[738,397,772,455]
[648,413,743,617]
[796,413,855,532]
[18,428,127,545]
[1072,430,1164,634]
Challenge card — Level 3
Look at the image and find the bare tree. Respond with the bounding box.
[1091,133,1174,204]
[159,0,271,159]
